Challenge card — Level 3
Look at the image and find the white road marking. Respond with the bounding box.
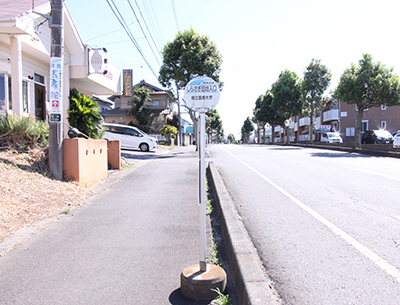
[221,147,400,284]
[343,166,400,181]
[392,215,400,221]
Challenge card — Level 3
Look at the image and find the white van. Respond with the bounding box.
[320,132,343,143]
[103,123,158,152]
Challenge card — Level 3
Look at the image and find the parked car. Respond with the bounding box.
[320,132,343,143]
[393,133,400,148]
[103,123,158,152]
[362,130,394,144]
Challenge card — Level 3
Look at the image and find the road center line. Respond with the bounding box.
[221,147,400,284]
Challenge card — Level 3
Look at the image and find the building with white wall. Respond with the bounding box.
[0,0,122,128]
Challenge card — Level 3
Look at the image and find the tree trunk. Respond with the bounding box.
[271,124,275,144]
[355,109,364,149]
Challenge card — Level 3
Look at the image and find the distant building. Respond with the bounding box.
[272,98,400,143]
[101,80,174,133]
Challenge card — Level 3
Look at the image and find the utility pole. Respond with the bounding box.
[176,83,182,146]
[49,0,63,180]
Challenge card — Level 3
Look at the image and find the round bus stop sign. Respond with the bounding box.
[184,76,220,111]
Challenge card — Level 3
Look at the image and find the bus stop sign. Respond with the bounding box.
[184,76,220,111]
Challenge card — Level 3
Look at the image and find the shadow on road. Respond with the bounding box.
[310,151,373,158]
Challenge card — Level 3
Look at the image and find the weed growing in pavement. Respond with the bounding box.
[207,228,220,266]
[209,287,231,305]
[61,208,71,215]
[207,199,213,215]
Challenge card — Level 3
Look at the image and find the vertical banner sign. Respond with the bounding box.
[123,69,133,97]
[184,76,220,271]
[49,57,62,122]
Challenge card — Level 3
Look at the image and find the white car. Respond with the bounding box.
[393,133,400,148]
[103,123,158,152]
[320,132,343,143]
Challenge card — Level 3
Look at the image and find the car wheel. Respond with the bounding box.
[139,143,149,152]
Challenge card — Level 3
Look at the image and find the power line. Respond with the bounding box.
[126,0,161,66]
[133,0,163,57]
[105,0,158,79]
[170,0,179,31]
[141,0,164,51]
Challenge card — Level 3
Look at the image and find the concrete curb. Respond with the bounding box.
[208,162,281,305]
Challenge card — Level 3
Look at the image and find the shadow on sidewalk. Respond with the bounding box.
[169,288,210,305]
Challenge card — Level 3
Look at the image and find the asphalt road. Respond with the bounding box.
[208,144,400,305]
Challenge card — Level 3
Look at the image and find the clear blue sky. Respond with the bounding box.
[66,0,400,138]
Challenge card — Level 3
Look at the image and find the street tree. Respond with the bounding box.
[271,70,302,143]
[262,90,285,144]
[158,27,223,146]
[227,133,237,144]
[253,94,268,144]
[127,87,153,132]
[241,116,254,143]
[334,53,400,148]
[206,109,224,143]
[301,59,332,144]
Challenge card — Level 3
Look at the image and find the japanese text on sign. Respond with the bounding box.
[184,76,220,111]
[50,57,62,113]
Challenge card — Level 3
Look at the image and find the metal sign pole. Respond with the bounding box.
[199,110,207,272]
[183,75,221,274]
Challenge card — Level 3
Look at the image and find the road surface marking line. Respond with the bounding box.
[221,147,400,284]
[392,215,400,221]
[343,166,400,181]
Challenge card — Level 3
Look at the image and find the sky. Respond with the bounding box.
[66,0,400,138]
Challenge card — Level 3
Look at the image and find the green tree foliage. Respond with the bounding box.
[271,70,302,143]
[241,117,254,144]
[158,27,223,90]
[253,95,267,144]
[301,59,332,144]
[128,87,153,133]
[206,109,224,143]
[68,88,104,139]
[160,125,177,145]
[271,70,302,119]
[253,91,284,144]
[227,133,237,144]
[334,53,400,148]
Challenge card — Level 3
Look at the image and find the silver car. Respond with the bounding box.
[103,123,158,152]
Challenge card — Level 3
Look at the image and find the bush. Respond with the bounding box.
[0,114,49,149]
[68,88,104,139]
[160,125,177,144]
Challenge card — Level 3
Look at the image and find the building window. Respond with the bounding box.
[381,121,387,130]
[147,100,159,107]
[23,80,28,112]
[0,74,10,113]
[361,120,368,132]
[381,104,387,110]
[34,73,45,85]
[346,127,355,137]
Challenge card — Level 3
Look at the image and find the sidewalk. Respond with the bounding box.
[0,146,213,305]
